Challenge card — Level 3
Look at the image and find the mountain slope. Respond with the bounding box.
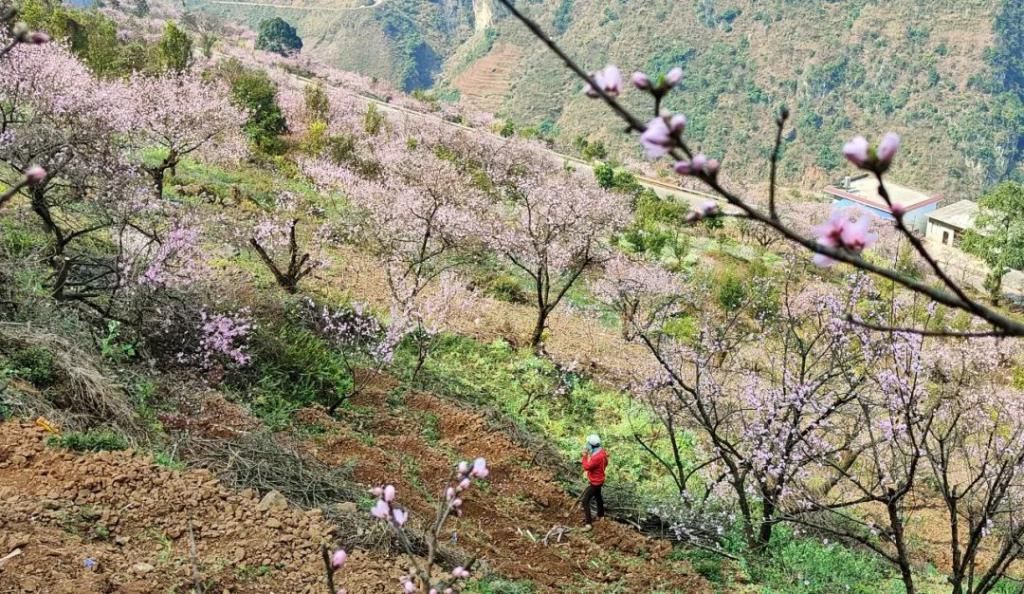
[191,0,1023,199]
[458,0,1021,198]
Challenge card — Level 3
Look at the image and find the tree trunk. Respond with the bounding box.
[150,167,166,198]
[757,498,776,550]
[530,307,548,351]
[888,500,916,594]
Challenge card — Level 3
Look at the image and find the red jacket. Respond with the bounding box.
[582,448,608,486]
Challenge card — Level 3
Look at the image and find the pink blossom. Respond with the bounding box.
[384,484,396,502]
[471,457,489,478]
[451,498,463,508]
[392,508,408,526]
[24,165,46,185]
[843,132,900,173]
[812,210,878,266]
[664,67,683,87]
[403,580,416,593]
[843,136,870,168]
[331,549,347,568]
[457,461,469,475]
[632,71,651,90]
[584,65,623,97]
[839,216,877,251]
[877,132,901,166]
[669,114,687,133]
[371,499,390,519]
[458,478,471,491]
[371,486,384,497]
[640,117,674,159]
[28,31,50,44]
[452,566,470,579]
[445,487,456,500]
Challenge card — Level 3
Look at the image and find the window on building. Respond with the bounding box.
[942,231,950,245]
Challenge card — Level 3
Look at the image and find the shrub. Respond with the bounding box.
[256,17,303,57]
[484,273,529,304]
[9,346,56,387]
[717,274,747,311]
[242,323,354,416]
[49,429,129,452]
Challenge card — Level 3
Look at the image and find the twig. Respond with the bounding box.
[321,544,336,594]
[768,107,788,221]
[0,548,22,569]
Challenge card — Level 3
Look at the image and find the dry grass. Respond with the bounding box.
[0,322,141,437]
[177,430,363,508]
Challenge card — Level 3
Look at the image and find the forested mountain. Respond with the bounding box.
[192,0,1024,198]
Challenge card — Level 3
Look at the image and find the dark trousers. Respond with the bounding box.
[582,483,605,524]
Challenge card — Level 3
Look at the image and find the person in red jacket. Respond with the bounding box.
[580,434,608,529]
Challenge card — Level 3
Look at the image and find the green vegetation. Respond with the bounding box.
[18,0,157,77]
[215,59,288,153]
[552,0,575,35]
[465,577,536,594]
[156,21,193,73]
[49,428,130,452]
[239,322,354,425]
[256,17,303,57]
[4,345,56,387]
[962,181,1024,300]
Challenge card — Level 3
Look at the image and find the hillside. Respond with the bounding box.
[190,0,1024,199]
[5,2,1024,594]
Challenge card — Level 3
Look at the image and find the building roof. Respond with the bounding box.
[927,200,978,231]
[823,174,942,214]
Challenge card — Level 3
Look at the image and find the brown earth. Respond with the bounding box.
[452,44,523,115]
[0,418,463,594]
[297,373,707,593]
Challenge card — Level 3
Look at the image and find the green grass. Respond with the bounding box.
[464,577,536,594]
[48,429,129,453]
[393,333,691,499]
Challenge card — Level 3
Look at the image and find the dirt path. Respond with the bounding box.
[299,374,707,593]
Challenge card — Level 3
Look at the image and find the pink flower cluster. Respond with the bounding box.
[370,459,489,593]
[369,484,408,527]
[842,132,901,174]
[443,458,489,517]
[328,549,348,594]
[811,210,879,267]
[196,309,254,368]
[584,65,623,97]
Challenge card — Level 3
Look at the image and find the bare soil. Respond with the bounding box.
[298,373,707,593]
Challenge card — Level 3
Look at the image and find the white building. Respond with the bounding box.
[925,200,978,247]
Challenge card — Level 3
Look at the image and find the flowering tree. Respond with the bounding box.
[304,143,481,375]
[787,320,1024,594]
[0,41,145,313]
[604,259,873,550]
[120,72,247,197]
[248,216,325,294]
[486,163,629,350]
[495,0,1024,339]
[367,458,489,594]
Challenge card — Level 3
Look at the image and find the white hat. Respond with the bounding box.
[587,434,601,447]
